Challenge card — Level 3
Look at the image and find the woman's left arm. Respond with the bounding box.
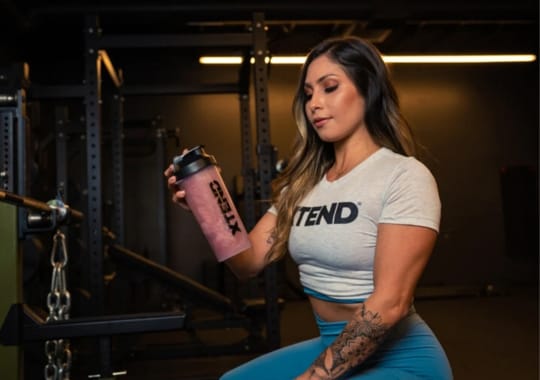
[297,223,438,380]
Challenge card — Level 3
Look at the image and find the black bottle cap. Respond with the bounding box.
[172,145,217,179]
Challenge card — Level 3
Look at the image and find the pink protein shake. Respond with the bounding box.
[173,146,251,262]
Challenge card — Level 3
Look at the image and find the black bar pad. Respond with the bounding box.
[1,303,185,344]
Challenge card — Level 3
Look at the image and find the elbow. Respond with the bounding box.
[392,302,412,321]
[224,252,263,281]
[368,294,413,325]
[388,298,414,323]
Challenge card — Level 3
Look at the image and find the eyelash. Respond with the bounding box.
[304,85,338,100]
[325,85,338,93]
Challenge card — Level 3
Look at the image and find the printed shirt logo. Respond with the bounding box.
[209,180,241,235]
[294,202,360,226]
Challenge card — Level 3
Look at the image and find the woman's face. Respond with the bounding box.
[303,55,367,143]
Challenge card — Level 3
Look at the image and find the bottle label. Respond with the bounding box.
[209,180,241,235]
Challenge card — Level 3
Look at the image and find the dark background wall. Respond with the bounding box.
[0,4,536,379]
[120,60,538,289]
[1,1,537,297]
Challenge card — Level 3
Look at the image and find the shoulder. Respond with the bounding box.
[377,148,437,184]
[377,149,441,231]
[376,148,440,209]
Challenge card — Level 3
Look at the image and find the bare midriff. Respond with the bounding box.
[308,295,363,322]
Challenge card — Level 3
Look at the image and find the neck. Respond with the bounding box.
[334,136,380,166]
[329,140,380,181]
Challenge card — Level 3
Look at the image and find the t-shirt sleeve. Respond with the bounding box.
[267,204,278,215]
[379,158,441,232]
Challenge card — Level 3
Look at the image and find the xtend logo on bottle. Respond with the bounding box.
[209,180,241,235]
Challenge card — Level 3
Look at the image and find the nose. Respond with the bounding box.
[308,93,322,113]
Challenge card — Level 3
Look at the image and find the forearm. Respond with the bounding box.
[225,218,277,281]
[304,303,390,380]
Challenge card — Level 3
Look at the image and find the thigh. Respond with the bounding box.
[220,337,325,380]
[351,313,452,380]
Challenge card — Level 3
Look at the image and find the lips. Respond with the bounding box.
[312,117,330,128]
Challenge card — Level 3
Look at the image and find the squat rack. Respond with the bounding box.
[0,10,281,378]
[79,10,280,346]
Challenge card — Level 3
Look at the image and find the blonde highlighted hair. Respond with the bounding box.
[265,36,416,264]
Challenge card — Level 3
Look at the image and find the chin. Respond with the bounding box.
[317,133,340,143]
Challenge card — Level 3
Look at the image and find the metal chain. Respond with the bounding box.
[44,230,72,380]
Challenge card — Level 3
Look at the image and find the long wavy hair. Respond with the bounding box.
[265,36,416,264]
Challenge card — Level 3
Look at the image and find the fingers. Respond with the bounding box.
[172,189,186,203]
[167,175,187,204]
[167,175,177,186]
[165,151,190,211]
[164,148,189,177]
[172,190,190,211]
[163,164,174,177]
[165,169,188,209]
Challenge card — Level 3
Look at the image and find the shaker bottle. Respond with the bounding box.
[172,146,251,262]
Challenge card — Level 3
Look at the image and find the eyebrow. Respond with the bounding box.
[303,73,339,89]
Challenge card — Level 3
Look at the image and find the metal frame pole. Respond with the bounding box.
[85,14,112,377]
[238,53,256,230]
[84,13,105,315]
[155,119,168,266]
[252,12,281,350]
[55,106,69,200]
[111,93,125,245]
[0,110,15,192]
[15,88,30,239]
[237,51,260,299]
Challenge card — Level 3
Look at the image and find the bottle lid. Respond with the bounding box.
[172,145,217,179]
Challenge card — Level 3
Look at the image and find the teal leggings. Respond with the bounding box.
[221,310,452,379]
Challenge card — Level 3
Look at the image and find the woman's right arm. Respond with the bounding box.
[164,164,277,281]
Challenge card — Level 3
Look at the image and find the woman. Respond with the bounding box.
[165,37,452,379]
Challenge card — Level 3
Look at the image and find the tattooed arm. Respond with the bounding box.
[304,304,390,379]
[297,224,438,380]
[224,211,277,281]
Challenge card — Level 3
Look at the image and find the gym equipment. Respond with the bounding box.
[0,191,186,379]
[0,190,83,229]
[1,11,283,378]
[0,63,30,379]
[107,243,284,358]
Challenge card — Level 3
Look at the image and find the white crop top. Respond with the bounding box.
[268,147,441,300]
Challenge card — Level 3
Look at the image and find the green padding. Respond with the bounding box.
[0,203,22,379]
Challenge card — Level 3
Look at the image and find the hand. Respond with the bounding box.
[163,163,190,211]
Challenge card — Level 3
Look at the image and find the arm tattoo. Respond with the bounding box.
[266,228,276,245]
[308,304,390,379]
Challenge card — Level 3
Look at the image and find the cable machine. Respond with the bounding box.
[78,10,281,353]
[0,63,185,379]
